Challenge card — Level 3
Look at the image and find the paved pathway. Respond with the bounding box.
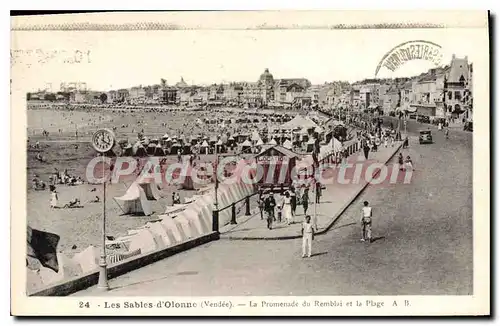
[73,127,472,297]
[220,141,403,239]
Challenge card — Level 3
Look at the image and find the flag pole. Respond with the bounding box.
[97,152,109,290]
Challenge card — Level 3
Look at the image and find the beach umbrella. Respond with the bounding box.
[251,130,261,142]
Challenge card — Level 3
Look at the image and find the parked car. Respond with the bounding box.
[464,121,473,131]
[417,115,431,124]
[419,130,433,144]
[389,111,396,117]
[409,114,417,120]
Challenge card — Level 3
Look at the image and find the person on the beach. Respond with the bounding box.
[50,188,58,209]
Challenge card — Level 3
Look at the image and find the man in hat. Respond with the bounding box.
[263,190,276,230]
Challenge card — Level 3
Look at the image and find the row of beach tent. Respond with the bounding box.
[28,167,256,292]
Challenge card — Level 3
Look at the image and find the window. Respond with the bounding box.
[448,91,452,100]
[455,91,462,101]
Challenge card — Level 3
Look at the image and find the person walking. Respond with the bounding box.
[403,136,409,149]
[283,192,293,225]
[315,181,322,204]
[302,188,309,216]
[405,155,414,171]
[445,127,449,139]
[257,192,264,220]
[263,191,276,230]
[301,215,314,258]
[276,192,284,223]
[363,142,370,160]
[290,186,297,218]
[398,153,404,170]
[361,201,373,243]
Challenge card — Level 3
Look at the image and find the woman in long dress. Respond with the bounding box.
[50,190,58,208]
[283,192,293,225]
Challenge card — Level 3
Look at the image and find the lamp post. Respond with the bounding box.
[91,128,115,291]
[97,152,109,290]
[213,143,219,232]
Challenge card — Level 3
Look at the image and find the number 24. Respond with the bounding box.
[79,301,90,308]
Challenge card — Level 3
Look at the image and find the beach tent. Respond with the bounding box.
[146,221,174,247]
[114,182,153,216]
[241,139,252,153]
[159,216,184,242]
[170,142,181,154]
[133,142,148,157]
[251,130,261,142]
[181,209,205,236]
[281,115,318,130]
[128,229,161,254]
[282,139,293,149]
[268,138,277,145]
[73,245,100,273]
[137,180,163,200]
[153,144,165,156]
[38,253,83,286]
[179,161,195,190]
[147,143,157,155]
[122,143,133,156]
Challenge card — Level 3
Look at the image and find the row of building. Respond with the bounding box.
[27,54,473,120]
[349,54,473,120]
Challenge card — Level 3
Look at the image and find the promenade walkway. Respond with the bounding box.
[220,140,403,240]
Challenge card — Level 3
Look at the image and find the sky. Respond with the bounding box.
[11,17,488,92]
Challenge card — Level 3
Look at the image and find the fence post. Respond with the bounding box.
[245,196,251,216]
[230,203,237,224]
[212,210,219,232]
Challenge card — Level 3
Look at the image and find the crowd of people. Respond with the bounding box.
[256,181,323,231]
